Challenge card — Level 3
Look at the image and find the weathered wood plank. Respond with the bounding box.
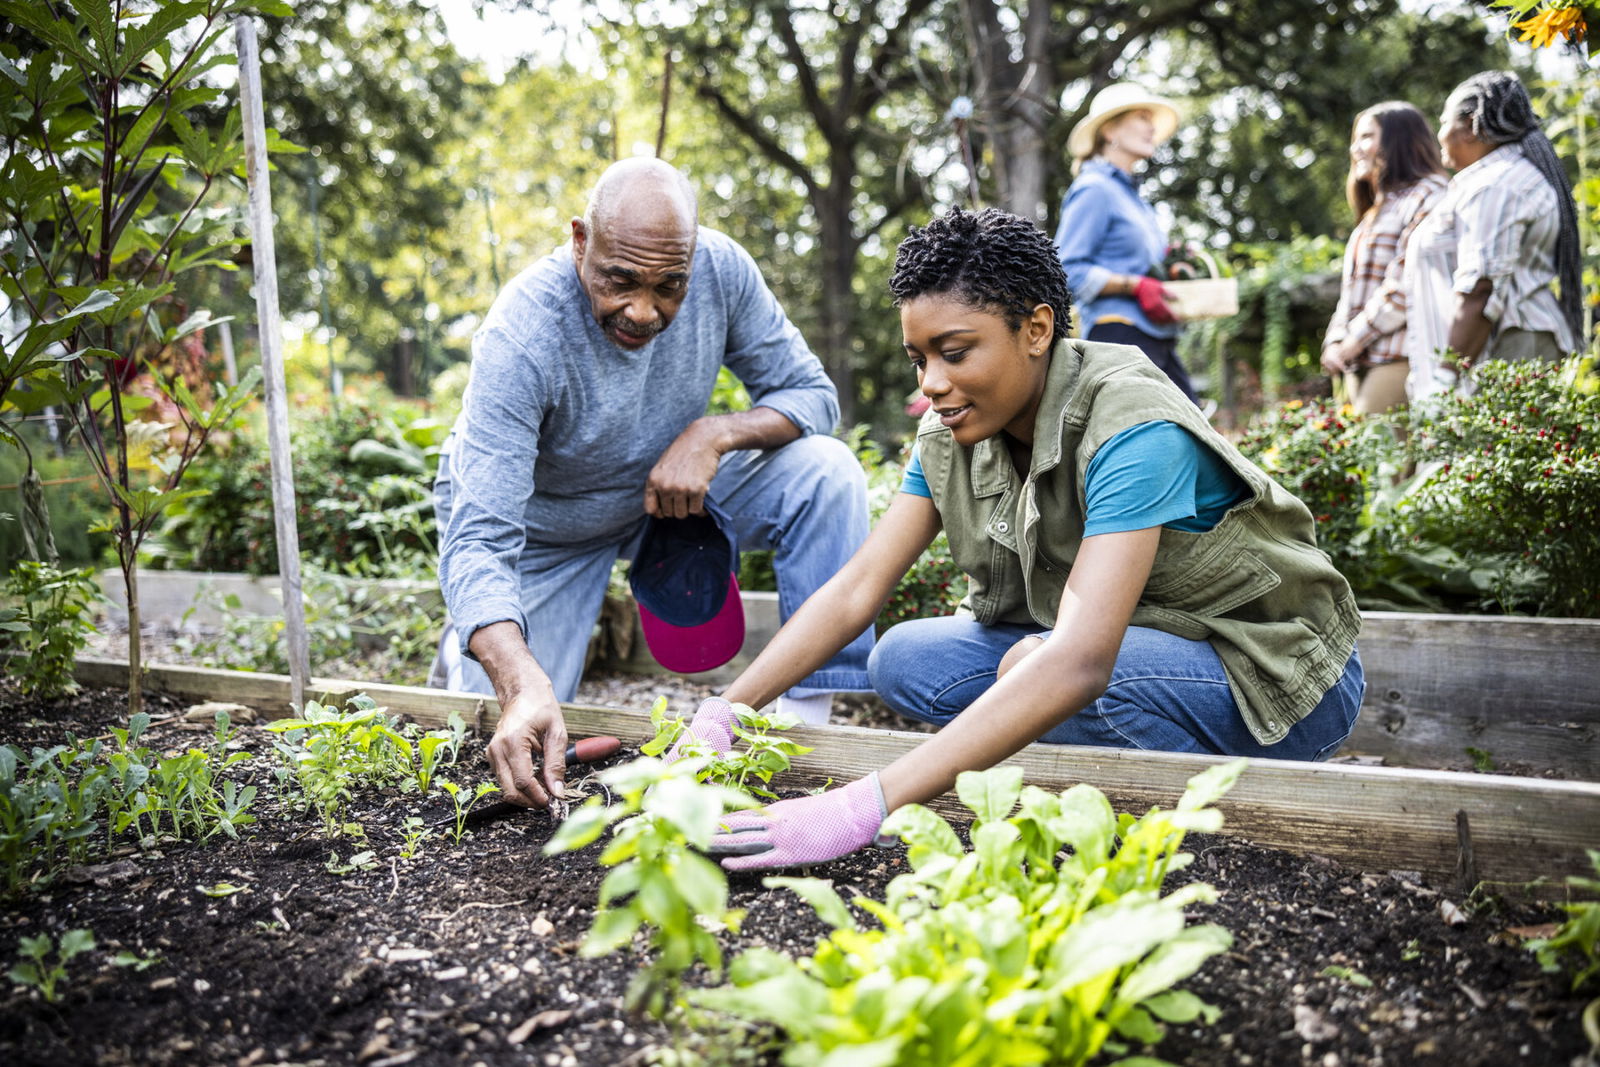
[1353,612,1600,776]
[70,657,1600,894]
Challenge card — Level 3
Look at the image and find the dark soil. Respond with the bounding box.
[1,681,1593,1067]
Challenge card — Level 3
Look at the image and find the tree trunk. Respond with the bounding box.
[964,0,1054,221]
[816,185,858,427]
[123,558,142,720]
[391,335,415,397]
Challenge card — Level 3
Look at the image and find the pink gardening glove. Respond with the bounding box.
[1134,276,1177,325]
[709,773,890,871]
[664,697,737,764]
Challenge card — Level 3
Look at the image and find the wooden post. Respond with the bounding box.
[235,18,310,711]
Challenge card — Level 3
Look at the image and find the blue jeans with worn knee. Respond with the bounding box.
[434,434,875,702]
[867,616,1363,760]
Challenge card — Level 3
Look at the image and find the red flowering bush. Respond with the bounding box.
[1239,357,1600,616]
[1401,358,1600,616]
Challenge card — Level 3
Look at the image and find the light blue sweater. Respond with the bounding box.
[438,227,839,649]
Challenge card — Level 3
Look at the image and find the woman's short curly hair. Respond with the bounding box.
[888,206,1073,349]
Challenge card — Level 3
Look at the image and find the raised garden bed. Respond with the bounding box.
[1,666,1596,1067]
[103,570,1600,777]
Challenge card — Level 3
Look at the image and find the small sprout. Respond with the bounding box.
[1466,747,1495,773]
[399,816,432,859]
[9,929,95,1003]
[1400,939,1421,962]
[1321,964,1373,988]
[111,949,162,972]
[196,882,249,898]
[325,850,379,876]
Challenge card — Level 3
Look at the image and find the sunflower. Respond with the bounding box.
[1513,3,1588,48]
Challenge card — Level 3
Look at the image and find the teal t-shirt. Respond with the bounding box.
[900,420,1248,535]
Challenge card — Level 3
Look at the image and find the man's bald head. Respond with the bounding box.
[582,158,698,240]
[570,159,700,350]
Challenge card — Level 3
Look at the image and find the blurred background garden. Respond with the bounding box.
[3,0,1598,691]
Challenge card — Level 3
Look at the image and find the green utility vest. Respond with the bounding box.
[916,340,1361,746]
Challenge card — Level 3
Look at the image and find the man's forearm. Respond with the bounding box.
[695,406,802,455]
[467,620,553,705]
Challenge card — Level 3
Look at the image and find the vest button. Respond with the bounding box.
[996,521,1010,533]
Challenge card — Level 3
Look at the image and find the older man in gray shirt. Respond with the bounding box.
[433,158,873,809]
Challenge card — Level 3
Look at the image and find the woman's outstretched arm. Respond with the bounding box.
[876,524,1161,810]
[720,491,942,712]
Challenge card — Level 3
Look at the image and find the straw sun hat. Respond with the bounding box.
[1067,82,1181,161]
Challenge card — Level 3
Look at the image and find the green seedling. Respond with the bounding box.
[111,949,162,972]
[0,562,102,699]
[325,850,380,876]
[438,781,500,844]
[1466,747,1495,773]
[267,695,414,834]
[1321,964,1373,988]
[398,816,432,859]
[196,882,249,898]
[545,757,755,1022]
[641,698,812,799]
[1401,939,1421,962]
[9,929,95,1003]
[1526,849,1600,1054]
[696,760,1247,1065]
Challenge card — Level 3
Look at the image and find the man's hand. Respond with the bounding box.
[486,688,568,808]
[708,774,888,871]
[645,418,723,519]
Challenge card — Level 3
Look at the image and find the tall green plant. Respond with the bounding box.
[0,0,288,715]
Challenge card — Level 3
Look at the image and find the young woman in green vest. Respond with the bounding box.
[679,207,1364,871]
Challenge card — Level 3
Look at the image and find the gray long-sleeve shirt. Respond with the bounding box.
[438,226,839,649]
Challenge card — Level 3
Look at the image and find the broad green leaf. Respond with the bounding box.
[581,905,641,956]
[972,819,1022,881]
[1177,758,1246,811]
[57,928,95,958]
[766,876,856,931]
[643,774,724,849]
[671,849,730,917]
[1139,989,1214,1024]
[1046,900,1184,990]
[1114,924,1232,1006]
[1113,1004,1163,1043]
[881,803,962,864]
[956,764,1023,824]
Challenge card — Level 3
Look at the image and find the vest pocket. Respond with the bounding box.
[1142,547,1281,617]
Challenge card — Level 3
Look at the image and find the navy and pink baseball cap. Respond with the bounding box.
[630,501,746,674]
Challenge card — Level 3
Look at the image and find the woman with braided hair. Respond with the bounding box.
[1405,70,1583,400]
[669,207,1364,872]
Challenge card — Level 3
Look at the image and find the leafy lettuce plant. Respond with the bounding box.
[265,694,415,834]
[641,697,812,800]
[8,929,95,1004]
[544,756,755,1021]
[696,760,1247,1067]
[0,562,103,698]
[1526,849,1600,1054]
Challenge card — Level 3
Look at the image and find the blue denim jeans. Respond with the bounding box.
[433,434,875,702]
[868,616,1364,760]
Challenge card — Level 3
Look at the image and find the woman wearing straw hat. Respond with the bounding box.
[1053,82,1197,404]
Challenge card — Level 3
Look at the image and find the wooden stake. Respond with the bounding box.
[235,17,309,712]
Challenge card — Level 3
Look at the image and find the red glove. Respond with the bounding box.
[1134,276,1177,325]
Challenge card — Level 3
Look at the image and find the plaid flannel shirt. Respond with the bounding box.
[1323,174,1448,367]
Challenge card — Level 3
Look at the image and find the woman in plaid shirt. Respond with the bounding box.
[1321,102,1449,414]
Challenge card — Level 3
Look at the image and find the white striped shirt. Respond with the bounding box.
[1404,143,1574,399]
